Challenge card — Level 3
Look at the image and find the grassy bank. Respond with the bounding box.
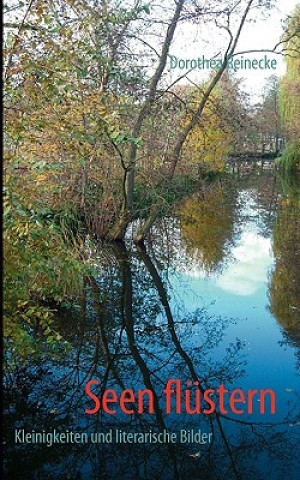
[276,141,300,172]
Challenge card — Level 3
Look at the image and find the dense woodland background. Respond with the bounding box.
[3,0,300,364]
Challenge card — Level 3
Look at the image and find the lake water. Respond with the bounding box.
[3,170,300,479]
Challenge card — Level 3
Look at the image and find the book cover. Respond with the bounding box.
[3,1,300,479]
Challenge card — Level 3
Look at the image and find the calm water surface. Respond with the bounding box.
[4,171,300,480]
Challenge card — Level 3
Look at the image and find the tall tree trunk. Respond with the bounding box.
[108,0,185,240]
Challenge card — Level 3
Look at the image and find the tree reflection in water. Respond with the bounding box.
[269,173,300,368]
[4,237,299,480]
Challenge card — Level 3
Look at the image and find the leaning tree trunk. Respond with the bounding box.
[134,0,255,244]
